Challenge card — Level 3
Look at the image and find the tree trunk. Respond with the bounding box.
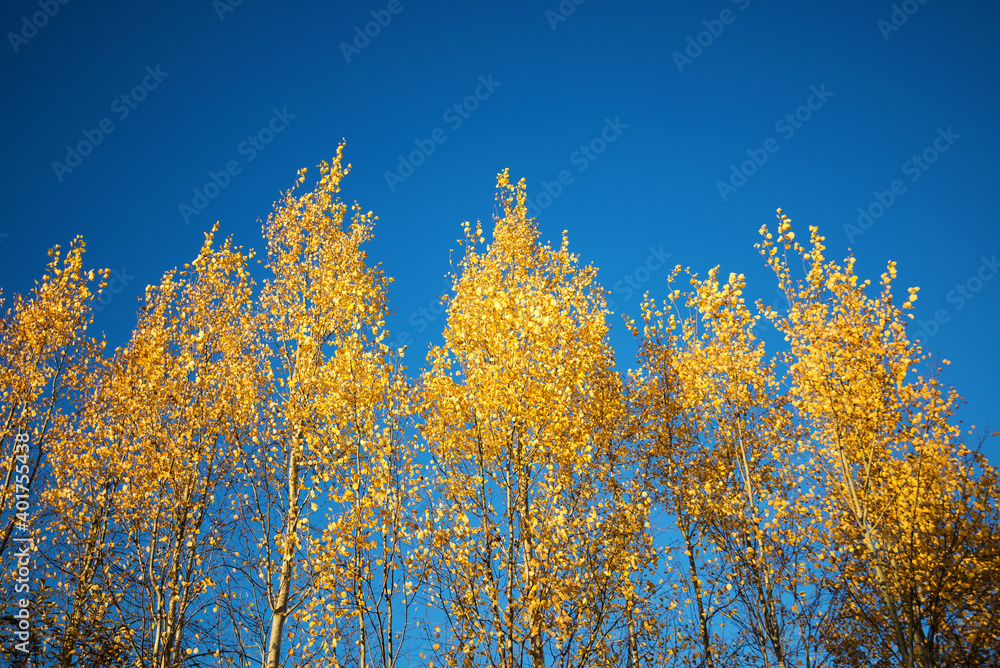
[265,429,303,668]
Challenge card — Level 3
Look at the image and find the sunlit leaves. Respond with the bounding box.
[5,162,997,668]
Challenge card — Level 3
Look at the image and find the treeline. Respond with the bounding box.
[1,146,997,668]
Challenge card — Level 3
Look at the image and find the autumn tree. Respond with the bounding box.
[4,151,999,668]
[292,346,423,668]
[42,226,266,668]
[0,238,107,662]
[758,211,1000,668]
[218,144,418,668]
[629,261,839,668]
[415,172,660,668]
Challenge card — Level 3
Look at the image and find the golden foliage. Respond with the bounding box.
[5,159,996,668]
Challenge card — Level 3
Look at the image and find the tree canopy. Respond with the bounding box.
[2,148,997,668]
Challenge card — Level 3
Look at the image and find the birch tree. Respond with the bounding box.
[416,172,659,668]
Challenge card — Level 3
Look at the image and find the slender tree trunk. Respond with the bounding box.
[678,518,714,668]
[57,482,110,668]
[626,598,640,668]
[265,428,302,668]
[837,436,915,668]
[356,538,366,668]
[504,473,515,668]
[383,519,393,668]
[157,486,193,668]
[519,461,545,668]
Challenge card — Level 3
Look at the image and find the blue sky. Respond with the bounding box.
[2,0,998,461]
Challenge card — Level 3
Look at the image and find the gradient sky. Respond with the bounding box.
[2,0,998,462]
